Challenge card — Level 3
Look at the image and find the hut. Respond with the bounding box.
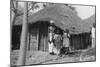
[12,4,95,51]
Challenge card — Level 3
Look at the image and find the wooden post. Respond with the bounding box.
[28,32,31,51]
[91,27,95,48]
[37,25,39,50]
[27,33,29,51]
[17,2,28,65]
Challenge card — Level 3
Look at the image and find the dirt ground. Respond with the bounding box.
[10,48,96,66]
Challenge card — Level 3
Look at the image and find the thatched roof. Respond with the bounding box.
[79,14,95,32]
[14,4,95,34]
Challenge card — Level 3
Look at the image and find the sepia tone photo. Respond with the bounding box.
[10,0,96,66]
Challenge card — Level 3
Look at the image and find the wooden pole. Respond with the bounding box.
[17,2,28,65]
[91,27,95,48]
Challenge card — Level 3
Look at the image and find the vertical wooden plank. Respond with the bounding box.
[37,23,40,50]
[91,27,96,48]
[44,37,46,51]
[28,33,30,51]
[26,32,29,51]
[45,25,49,52]
[37,28,39,50]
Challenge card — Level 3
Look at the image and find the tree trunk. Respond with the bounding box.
[17,2,28,65]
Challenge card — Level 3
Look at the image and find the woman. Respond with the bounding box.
[60,30,70,55]
[53,33,62,55]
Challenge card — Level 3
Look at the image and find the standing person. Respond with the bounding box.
[48,21,55,55]
[48,32,54,54]
[53,33,62,55]
[60,30,70,55]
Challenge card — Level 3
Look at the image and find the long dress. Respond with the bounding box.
[63,36,69,47]
[48,41,54,53]
[53,34,62,54]
[48,33,54,53]
[60,36,69,54]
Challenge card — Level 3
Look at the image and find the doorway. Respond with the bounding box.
[38,21,50,52]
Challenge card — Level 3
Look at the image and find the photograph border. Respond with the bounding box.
[10,0,96,66]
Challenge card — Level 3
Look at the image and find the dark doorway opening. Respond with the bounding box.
[38,21,50,51]
[11,25,22,50]
[70,32,91,50]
